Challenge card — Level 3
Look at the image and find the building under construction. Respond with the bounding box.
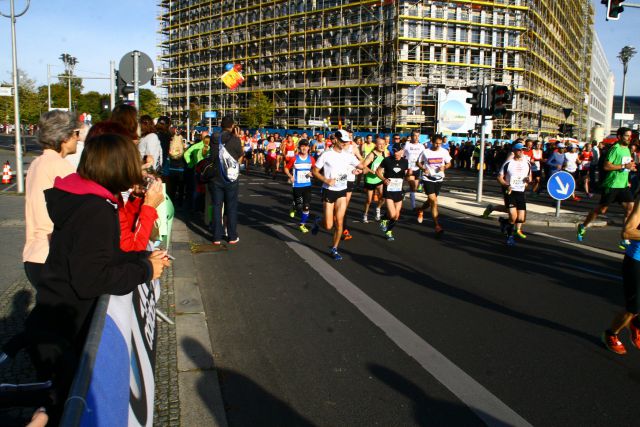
[157,0,593,138]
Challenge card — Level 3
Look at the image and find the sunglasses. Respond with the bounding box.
[74,129,81,137]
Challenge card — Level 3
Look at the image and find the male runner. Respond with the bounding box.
[497,142,532,246]
[403,130,426,213]
[284,139,315,233]
[577,127,636,249]
[362,137,387,222]
[312,130,363,260]
[377,143,409,241]
[416,135,452,235]
[342,131,364,240]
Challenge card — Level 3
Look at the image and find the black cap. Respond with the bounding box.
[391,142,404,152]
[298,139,309,146]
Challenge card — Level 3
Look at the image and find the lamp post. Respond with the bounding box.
[59,53,78,111]
[618,45,636,128]
[0,0,31,194]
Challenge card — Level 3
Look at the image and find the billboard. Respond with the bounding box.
[437,89,492,136]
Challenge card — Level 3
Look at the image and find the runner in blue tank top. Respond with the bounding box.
[284,139,315,233]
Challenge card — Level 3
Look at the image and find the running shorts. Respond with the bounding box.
[383,190,404,202]
[623,255,640,313]
[292,186,311,210]
[503,189,526,211]
[364,182,382,191]
[347,180,356,192]
[423,181,442,196]
[323,189,347,203]
[600,187,633,206]
[532,170,542,179]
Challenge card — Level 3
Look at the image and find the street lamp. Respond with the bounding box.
[0,0,31,194]
[60,53,78,111]
[618,45,636,128]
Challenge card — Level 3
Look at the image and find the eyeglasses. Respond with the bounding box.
[74,129,80,137]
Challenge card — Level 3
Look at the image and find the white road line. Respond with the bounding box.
[531,232,624,260]
[269,224,532,427]
[1,183,16,192]
[569,265,621,281]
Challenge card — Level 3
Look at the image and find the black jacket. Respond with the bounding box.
[209,130,243,182]
[24,174,152,386]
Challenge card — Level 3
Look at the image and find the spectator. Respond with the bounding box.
[110,104,138,142]
[19,133,169,423]
[208,116,244,245]
[65,123,90,169]
[23,110,79,289]
[184,135,210,212]
[138,115,163,171]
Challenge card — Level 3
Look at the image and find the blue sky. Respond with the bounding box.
[0,0,638,96]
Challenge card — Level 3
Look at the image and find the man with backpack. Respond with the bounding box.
[208,116,244,245]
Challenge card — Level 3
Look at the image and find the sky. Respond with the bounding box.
[0,0,638,96]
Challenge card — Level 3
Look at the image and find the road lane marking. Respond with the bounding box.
[531,232,623,260]
[270,224,532,427]
[1,183,16,192]
[569,265,621,281]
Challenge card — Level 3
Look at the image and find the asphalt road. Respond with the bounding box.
[187,170,639,427]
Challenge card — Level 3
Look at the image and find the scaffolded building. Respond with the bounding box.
[157,0,593,138]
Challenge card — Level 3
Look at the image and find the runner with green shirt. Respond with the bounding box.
[362,137,387,223]
[577,127,636,249]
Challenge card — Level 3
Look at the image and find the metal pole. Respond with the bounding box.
[555,199,561,218]
[208,56,212,132]
[186,67,191,140]
[620,68,627,128]
[68,73,72,111]
[9,0,24,193]
[109,60,115,110]
[476,115,486,203]
[47,64,51,110]
[133,51,140,111]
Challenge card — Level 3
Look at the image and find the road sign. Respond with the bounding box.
[204,111,217,119]
[547,171,575,201]
[119,51,154,85]
[614,113,634,121]
[562,108,573,119]
[0,87,12,96]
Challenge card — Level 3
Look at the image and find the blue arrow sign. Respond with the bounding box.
[547,171,576,201]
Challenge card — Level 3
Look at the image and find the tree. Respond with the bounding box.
[139,89,161,118]
[241,92,273,129]
[0,69,43,124]
[188,101,201,124]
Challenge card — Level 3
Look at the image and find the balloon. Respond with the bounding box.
[224,63,233,71]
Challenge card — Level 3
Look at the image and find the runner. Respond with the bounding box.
[313,134,327,159]
[342,131,364,240]
[496,142,532,246]
[403,130,426,213]
[579,143,593,198]
[284,139,315,233]
[282,135,297,172]
[377,142,409,241]
[311,130,364,261]
[563,143,581,201]
[577,128,636,249]
[529,140,544,194]
[264,136,278,179]
[416,135,452,235]
[602,201,640,354]
[362,137,387,223]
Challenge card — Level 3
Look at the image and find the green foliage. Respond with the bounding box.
[139,89,161,118]
[241,92,273,129]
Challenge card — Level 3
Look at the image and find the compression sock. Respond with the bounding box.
[410,192,416,209]
[387,220,397,231]
[506,223,515,237]
[301,211,309,225]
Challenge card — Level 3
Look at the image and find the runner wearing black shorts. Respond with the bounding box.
[376,143,409,241]
[602,201,640,354]
[497,142,531,246]
[416,135,452,235]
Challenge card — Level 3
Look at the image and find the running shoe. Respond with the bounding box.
[342,229,353,241]
[379,219,388,232]
[435,225,443,235]
[289,209,296,218]
[417,184,423,192]
[629,319,640,349]
[618,239,630,250]
[506,235,515,246]
[417,210,424,224]
[515,230,527,239]
[482,204,494,219]
[375,208,381,222]
[330,247,343,261]
[385,230,394,241]
[311,218,320,235]
[572,195,581,202]
[229,237,240,244]
[602,331,626,355]
[499,217,508,234]
[362,214,369,223]
[577,223,586,242]
[299,224,309,233]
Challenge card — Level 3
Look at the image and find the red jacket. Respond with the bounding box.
[118,195,158,251]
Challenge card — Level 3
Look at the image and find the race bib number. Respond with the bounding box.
[296,170,311,184]
[532,161,540,172]
[510,176,525,192]
[387,178,403,192]
[287,150,295,158]
[335,174,348,187]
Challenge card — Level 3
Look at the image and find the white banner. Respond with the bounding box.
[437,89,493,135]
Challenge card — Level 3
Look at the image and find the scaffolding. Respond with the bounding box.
[157,0,593,137]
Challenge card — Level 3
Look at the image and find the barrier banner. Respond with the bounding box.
[61,276,160,427]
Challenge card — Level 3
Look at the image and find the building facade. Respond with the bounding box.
[587,34,614,141]
[158,0,594,137]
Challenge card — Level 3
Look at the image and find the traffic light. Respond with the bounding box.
[605,0,625,20]
[489,85,512,118]
[115,70,134,99]
[466,85,483,116]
